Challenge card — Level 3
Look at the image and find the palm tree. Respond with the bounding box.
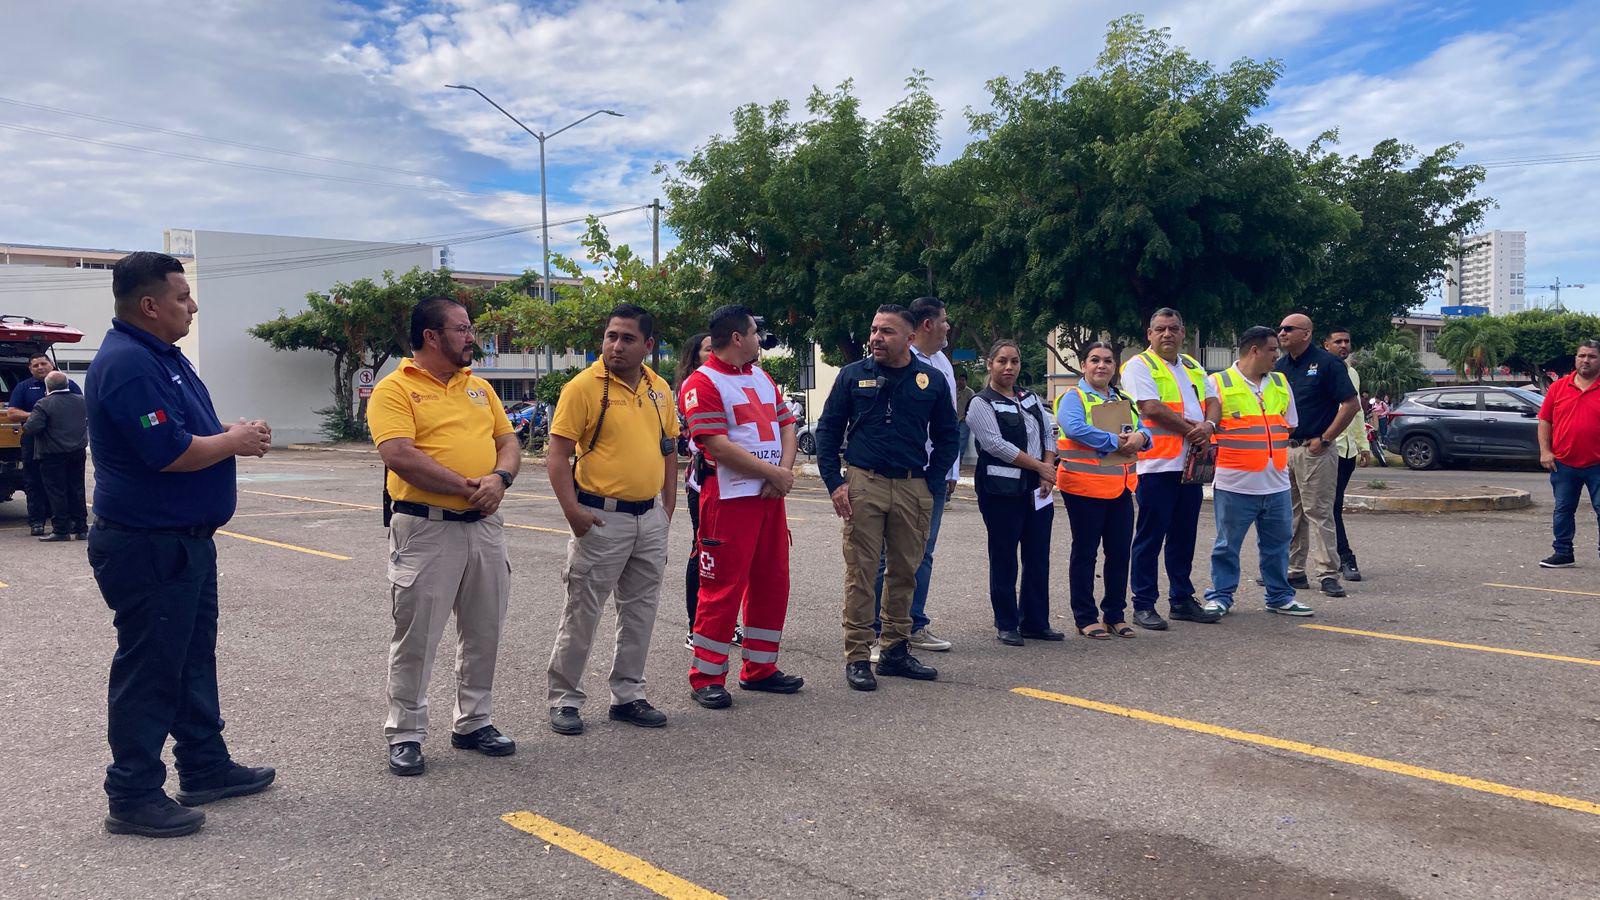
[1436,316,1514,383]
[1353,342,1432,400]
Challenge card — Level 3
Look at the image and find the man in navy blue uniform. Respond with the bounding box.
[86,251,276,838]
[6,351,81,535]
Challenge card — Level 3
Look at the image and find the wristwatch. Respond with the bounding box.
[493,469,515,489]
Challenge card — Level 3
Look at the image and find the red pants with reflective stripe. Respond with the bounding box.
[689,475,790,689]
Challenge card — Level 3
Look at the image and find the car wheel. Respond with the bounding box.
[798,433,816,456]
[1401,435,1439,470]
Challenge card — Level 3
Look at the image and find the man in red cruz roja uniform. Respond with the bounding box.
[680,305,802,709]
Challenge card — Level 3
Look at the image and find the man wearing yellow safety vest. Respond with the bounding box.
[1202,327,1314,617]
[1121,308,1222,630]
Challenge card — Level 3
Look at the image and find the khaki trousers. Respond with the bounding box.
[842,468,933,661]
[384,513,510,745]
[547,504,669,708]
[1287,445,1340,581]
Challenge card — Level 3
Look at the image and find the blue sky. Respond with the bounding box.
[4,0,1597,312]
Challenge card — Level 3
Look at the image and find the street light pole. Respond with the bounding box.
[445,84,623,370]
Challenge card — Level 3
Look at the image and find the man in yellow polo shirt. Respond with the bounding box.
[368,296,521,777]
[546,303,678,735]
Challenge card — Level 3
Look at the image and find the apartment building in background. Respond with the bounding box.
[1446,230,1527,315]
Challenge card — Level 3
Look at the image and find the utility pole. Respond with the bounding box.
[650,198,661,267]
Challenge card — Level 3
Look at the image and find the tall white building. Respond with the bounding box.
[1446,230,1526,315]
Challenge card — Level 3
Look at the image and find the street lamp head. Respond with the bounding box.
[445,84,471,90]
[601,110,624,117]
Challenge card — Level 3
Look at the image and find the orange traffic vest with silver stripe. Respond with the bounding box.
[1053,387,1139,499]
[1210,365,1291,472]
[1120,349,1208,461]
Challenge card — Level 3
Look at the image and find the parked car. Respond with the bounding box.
[1383,385,1543,470]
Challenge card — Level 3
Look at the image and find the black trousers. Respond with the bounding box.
[88,526,231,811]
[1064,489,1135,629]
[1334,454,1356,562]
[1130,471,1203,611]
[977,488,1054,632]
[20,433,51,526]
[39,449,87,533]
[684,484,701,624]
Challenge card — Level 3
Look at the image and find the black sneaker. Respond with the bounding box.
[549,706,583,735]
[691,685,733,709]
[1168,597,1221,624]
[1340,557,1363,582]
[105,795,205,838]
[175,763,277,806]
[875,642,937,680]
[1287,574,1311,590]
[1320,578,1347,598]
[608,699,668,728]
[1540,553,1577,568]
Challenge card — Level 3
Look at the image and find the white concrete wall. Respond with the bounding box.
[189,230,437,444]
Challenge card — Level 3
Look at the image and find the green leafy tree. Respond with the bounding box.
[250,267,483,441]
[662,75,943,364]
[1436,315,1514,383]
[1499,309,1600,388]
[1352,342,1431,401]
[532,366,582,405]
[1297,137,1490,345]
[760,351,803,393]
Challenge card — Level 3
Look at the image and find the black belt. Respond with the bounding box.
[392,500,485,522]
[94,517,216,539]
[855,465,924,480]
[578,491,655,516]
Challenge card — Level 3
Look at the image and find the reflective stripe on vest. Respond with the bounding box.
[1211,367,1290,473]
[1121,349,1207,461]
[1053,387,1138,499]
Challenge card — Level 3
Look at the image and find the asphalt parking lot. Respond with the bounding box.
[3,450,1598,899]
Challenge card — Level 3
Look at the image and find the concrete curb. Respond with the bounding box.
[285,443,380,457]
[1342,487,1531,513]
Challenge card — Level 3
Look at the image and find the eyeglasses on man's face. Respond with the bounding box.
[435,324,476,337]
[1278,325,1306,334]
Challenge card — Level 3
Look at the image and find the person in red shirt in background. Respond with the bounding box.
[1538,340,1600,568]
[680,305,802,709]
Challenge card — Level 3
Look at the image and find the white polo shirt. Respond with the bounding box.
[1121,352,1218,475]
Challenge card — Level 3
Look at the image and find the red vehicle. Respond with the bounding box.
[0,316,86,501]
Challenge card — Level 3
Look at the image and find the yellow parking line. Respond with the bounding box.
[1484,582,1600,598]
[1301,624,1600,667]
[215,530,352,561]
[240,489,377,510]
[1013,687,1600,817]
[500,812,725,900]
[0,579,8,588]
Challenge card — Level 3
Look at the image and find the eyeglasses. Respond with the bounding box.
[1278,325,1306,333]
[435,325,476,337]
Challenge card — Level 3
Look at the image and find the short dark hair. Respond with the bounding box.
[708,304,755,349]
[1327,325,1352,339]
[1579,339,1600,352]
[909,296,946,328]
[607,303,654,340]
[1238,325,1278,355]
[875,304,915,330]
[410,296,464,350]
[27,350,50,363]
[112,251,185,317]
[675,331,710,386]
[1149,307,1183,329]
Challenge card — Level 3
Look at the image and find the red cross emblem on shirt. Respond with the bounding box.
[731,387,777,442]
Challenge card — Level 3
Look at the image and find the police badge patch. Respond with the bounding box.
[916,373,930,390]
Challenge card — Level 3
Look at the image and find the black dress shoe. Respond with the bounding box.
[876,642,937,680]
[176,763,277,805]
[609,699,668,727]
[28,524,44,537]
[1132,610,1168,631]
[997,629,1024,646]
[451,724,516,757]
[739,671,804,694]
[1169,598,1221,624]
[105,796,205,837]
[1019,627,1066,641]
[1320,577,1347,597]
[388,742,424,776]
[1287,574,1311,590]
[845,660,877,692]
[692,684,733,708]
[549,706,584,735]
[38,531,72,543]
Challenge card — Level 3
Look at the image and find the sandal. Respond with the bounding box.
[1106,622,1135,638]
[1079,624,1111,640]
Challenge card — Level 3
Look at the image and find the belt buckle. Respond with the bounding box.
[603,497,619,513]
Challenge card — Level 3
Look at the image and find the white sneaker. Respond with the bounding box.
[869,643,881,663]
[1201,599,1227,617]
[909,628,952,652]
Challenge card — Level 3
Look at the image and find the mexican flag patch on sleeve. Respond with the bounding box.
[139,410,168,428]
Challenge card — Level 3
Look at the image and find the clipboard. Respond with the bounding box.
[1090,399,1139,466]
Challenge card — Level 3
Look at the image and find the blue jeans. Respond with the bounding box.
[1550,461,1600,557]
[1130,471,1202,612]
[1206,488,1295,610]
[874,488,946,633]
[957,421,972,464]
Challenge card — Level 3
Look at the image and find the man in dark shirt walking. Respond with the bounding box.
[1274,312,1359,598]
[815,305,960,691]
[23,371,89,541]
[87,251,277,838]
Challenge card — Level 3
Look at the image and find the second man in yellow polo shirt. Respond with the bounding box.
[545,303,679,736]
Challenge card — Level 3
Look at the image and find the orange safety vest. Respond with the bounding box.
[1054,387,1139,499]
[1120,349,1208,461]
[1210,366,1291,472]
